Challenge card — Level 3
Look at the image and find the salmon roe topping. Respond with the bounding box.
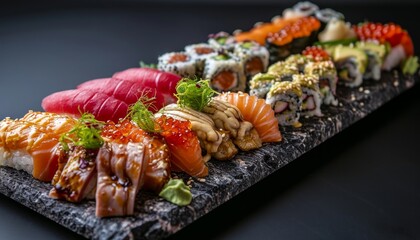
[101,120,144,144]
[156,116,195,146]
[353,22,414,56]
[302,46,331,61]
[267,16,320,46]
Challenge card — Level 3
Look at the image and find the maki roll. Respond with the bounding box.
[304,60,338,105]
[249,73,279,98]
[355,41,388,80]
[267,61,299,81]
[284,54,312,72]
[233,41,269,77]
[203,52,246,92]
[158,52,196,78]
[293,74,322,117]
[185,43,217,75]
[330,45,367,87]
[208,31,236,51]
[266,81,302,127]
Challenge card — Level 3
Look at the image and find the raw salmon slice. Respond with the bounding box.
[215,92,282,142]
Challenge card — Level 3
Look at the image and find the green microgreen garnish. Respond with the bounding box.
[175,78,219,112]
[128,95,159,132]
[139,61,158,69]
[59,113,105,151]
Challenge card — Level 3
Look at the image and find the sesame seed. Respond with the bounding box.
[364,89,370,94]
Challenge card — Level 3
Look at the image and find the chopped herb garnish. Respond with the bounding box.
[128,95,159,132]
[175,78,219,112]
[59,113,105,151]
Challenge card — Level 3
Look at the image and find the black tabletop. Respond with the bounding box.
[1,2,420,239]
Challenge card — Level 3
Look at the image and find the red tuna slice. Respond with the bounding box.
[77,78,148,107]
[42,89,128,122]
[112,68,182,111]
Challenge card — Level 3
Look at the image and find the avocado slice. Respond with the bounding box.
[333,45,368,73]
[356,41,388,60]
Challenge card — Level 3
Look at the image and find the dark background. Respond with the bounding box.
[1,1,420,239]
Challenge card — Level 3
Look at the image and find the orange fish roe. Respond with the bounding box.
[101,119,145,144]
[353,22,414,56]
[267,16,320,46]
[156,116,194,145]
[155,115,208,177]
[302,46,331,61]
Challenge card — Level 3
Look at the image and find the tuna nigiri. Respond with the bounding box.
[215,92,282,143]
[0,111,76,182]
[42,68,181,122]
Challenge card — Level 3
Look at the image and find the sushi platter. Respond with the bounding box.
[0,2,419,239]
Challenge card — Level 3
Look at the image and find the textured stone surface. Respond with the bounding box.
[0,71,418,240]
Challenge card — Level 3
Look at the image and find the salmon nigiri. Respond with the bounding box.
[156,115,208,178]
[0,111,76,182]
[215,92,282,143]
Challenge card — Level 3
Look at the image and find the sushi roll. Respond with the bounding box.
[283,1,319,20]
[203,52,246,92]
[249,72,279,98]
[330,45,367,88]
[293,74,323,117]
[304,60,338,105]
[266,81,302,127]
[185,43,217,75]
[284,54,312,72]
[233,41,269,78]
[356,41,388,81]
[267,61,300,81]
[158,52,196,78]
[208,31,236,51]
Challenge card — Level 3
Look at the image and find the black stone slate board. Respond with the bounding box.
[0,71,418,240]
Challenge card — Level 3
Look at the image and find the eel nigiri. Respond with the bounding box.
[215,92,282,143]
[50,118,171,204]
[0,111,76,182]
[49,146,98,202]
[96,141,146,217]
[101,119,171,192]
